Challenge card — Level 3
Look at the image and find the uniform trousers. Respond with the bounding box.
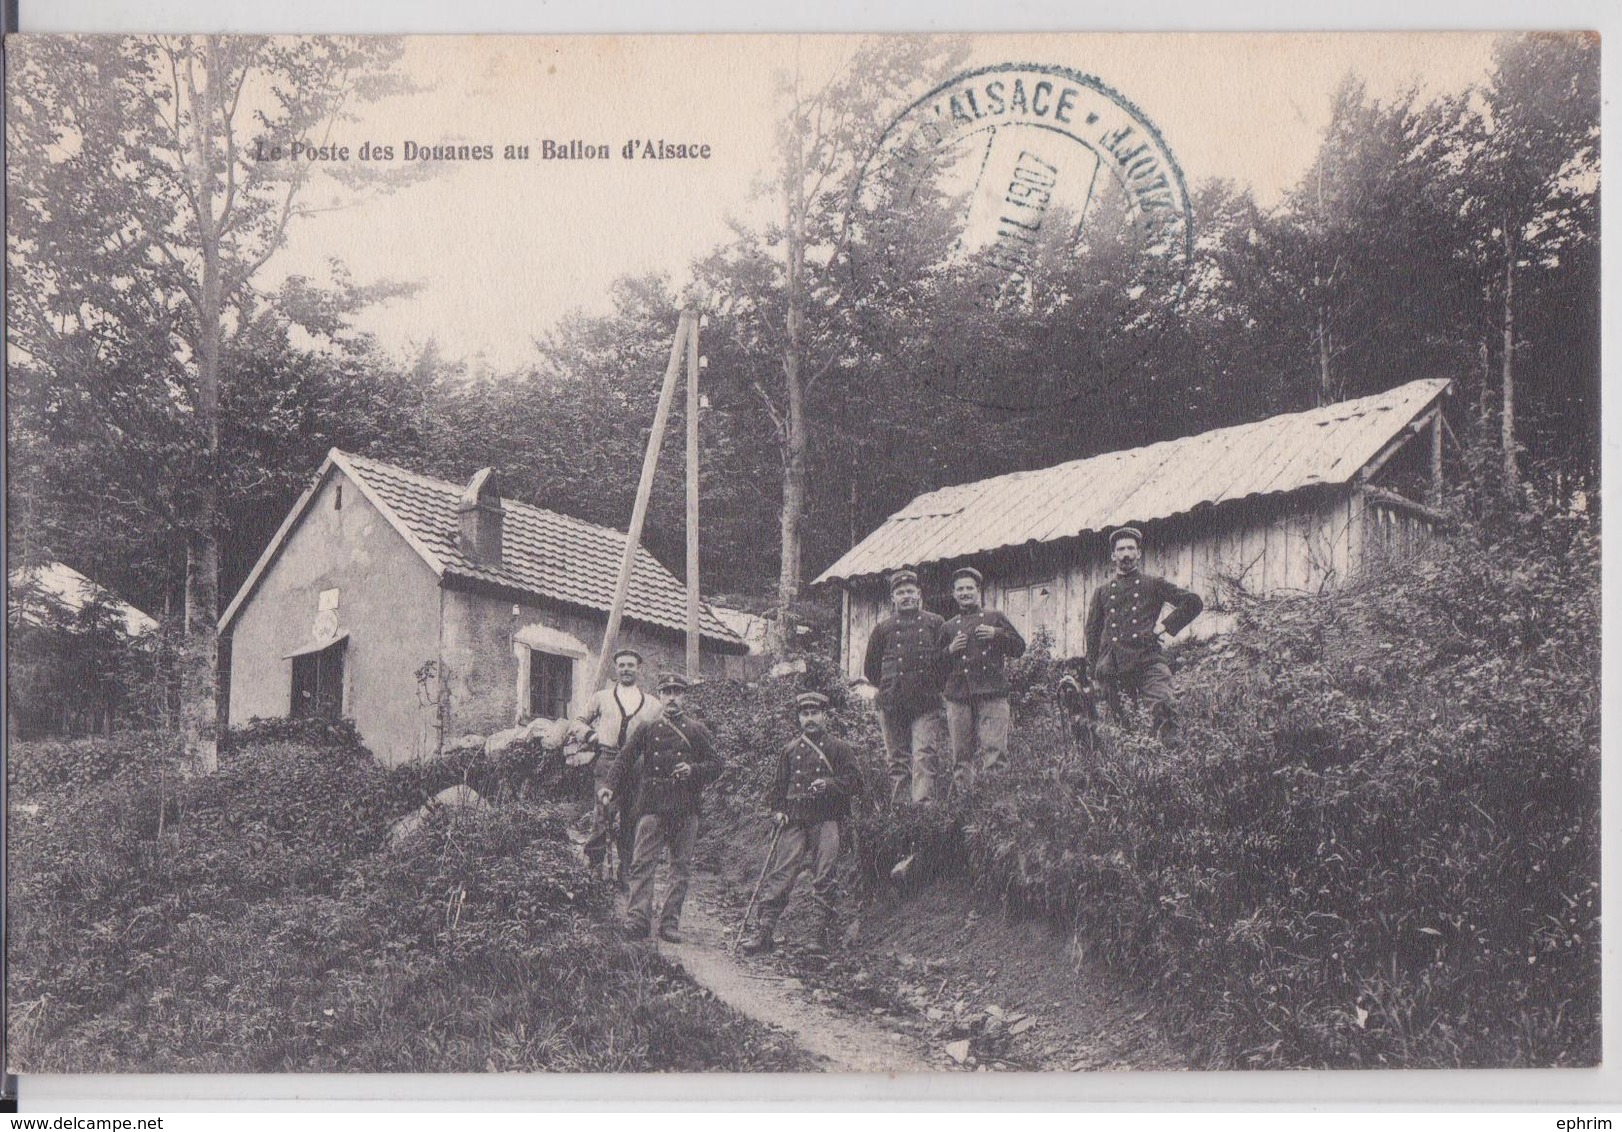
[877,704,945,805]
[583,797,636,881]
[624,812,699,932]
[756,819,842,933]
[1101,659,1177,733]
[944,694,1011,792]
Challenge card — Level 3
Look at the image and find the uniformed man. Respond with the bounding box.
[602,672,723,942]
[572,648,662,879]
[1084,527,1204,738]
[937,566,1026,793]
[861,568,947,806]
[740,692,865,955]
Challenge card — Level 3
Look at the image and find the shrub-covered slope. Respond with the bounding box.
[959,504,1600,1067]
[687,499,1599,1068]
[8,722,813,1072]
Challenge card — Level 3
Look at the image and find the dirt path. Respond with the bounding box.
[641,834,1200,1073]
[646,867,1194,1073]
[651,877,940,1072]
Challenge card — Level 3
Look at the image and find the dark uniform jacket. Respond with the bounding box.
[606,711,723,821]
[937,609,1027,701]
[767,732,864,826]
[1084,572,1203,678]
[862,610,947,716]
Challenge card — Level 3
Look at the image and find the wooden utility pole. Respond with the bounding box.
[593,311,691,692]
[1501,223,1519,486]
[1430,411,1444,496]
[685,310,702,679]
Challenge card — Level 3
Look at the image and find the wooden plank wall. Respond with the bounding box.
[835,486,1443,674]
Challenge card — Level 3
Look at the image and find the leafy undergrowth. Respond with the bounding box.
[954,498,1600,1068]
[9,723,814,1073]
[691,494,1600,1070]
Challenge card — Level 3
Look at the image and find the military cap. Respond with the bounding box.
[795,691,831,710]
[657,672,690,692]
[612,647,644,664]
[951,565,984,586]
[1109,527,1144,549]
[888,568,920,593]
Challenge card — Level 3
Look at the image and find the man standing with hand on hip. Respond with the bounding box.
[937,566,1026,794]
[862,568,947,806]
[1085,526,1203,739]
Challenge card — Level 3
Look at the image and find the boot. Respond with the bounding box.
[803,922,832,955]
[739,926,775,955]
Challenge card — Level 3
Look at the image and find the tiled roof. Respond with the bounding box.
[815,378,1451,585]
[335,452,742,649]
[220,450,743,651]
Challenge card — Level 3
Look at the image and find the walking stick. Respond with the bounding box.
[731,821,783,954]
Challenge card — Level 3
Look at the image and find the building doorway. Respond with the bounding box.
[291,637,347,719]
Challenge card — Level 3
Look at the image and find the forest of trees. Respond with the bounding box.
[6,34,1600,753]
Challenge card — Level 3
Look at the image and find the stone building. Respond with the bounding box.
[221,450,746,765]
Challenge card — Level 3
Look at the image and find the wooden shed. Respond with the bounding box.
[814,379,1452,678]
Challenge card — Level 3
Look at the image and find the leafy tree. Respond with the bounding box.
[1459,34,1600,486]
[8,35,416,768]
[1248,79,1477,411]
[697,38,969,652]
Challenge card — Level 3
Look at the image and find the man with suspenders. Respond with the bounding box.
[572,647,662,880]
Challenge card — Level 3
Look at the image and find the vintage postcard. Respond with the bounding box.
[4,28,1603,1101]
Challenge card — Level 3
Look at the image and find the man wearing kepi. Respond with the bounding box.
[573,647,662,879]
[862,568,947,806]
[937,566,1026,792]
[741,692,864,956]
[1085,527,1203,738]
[602,672,722,943]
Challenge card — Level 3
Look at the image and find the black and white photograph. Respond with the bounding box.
[3,28,1602,1090]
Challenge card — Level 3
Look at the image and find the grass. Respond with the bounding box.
[7,729,815,1073]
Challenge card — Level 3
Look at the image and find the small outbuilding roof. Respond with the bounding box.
[221,450,745,651]
[815,378,1451,585]
[8,562,159,637]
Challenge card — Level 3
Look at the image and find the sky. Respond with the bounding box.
[263,32,1504,371]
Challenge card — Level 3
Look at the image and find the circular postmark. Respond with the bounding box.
[850,63,1194,411]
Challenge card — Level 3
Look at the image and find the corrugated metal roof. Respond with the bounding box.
[338,452,742,648]
[815,378,1451,585]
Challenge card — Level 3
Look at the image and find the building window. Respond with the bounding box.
[528,649,574,720]
[1002,578,1057,644]
[291,638,346,719]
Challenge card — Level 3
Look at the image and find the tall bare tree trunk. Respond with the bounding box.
[1500,222,1519,486]
[180,42,223,772]
[771,109,810,658]
[1317,306,1333,406]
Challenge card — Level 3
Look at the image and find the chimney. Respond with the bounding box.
[457,467,504,565]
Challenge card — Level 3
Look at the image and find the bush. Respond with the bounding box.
[9,735,813,1072]
[686,658,887,811]
[956,490,1600,1067]
[380,735,558,813]
[8,730,182,798]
